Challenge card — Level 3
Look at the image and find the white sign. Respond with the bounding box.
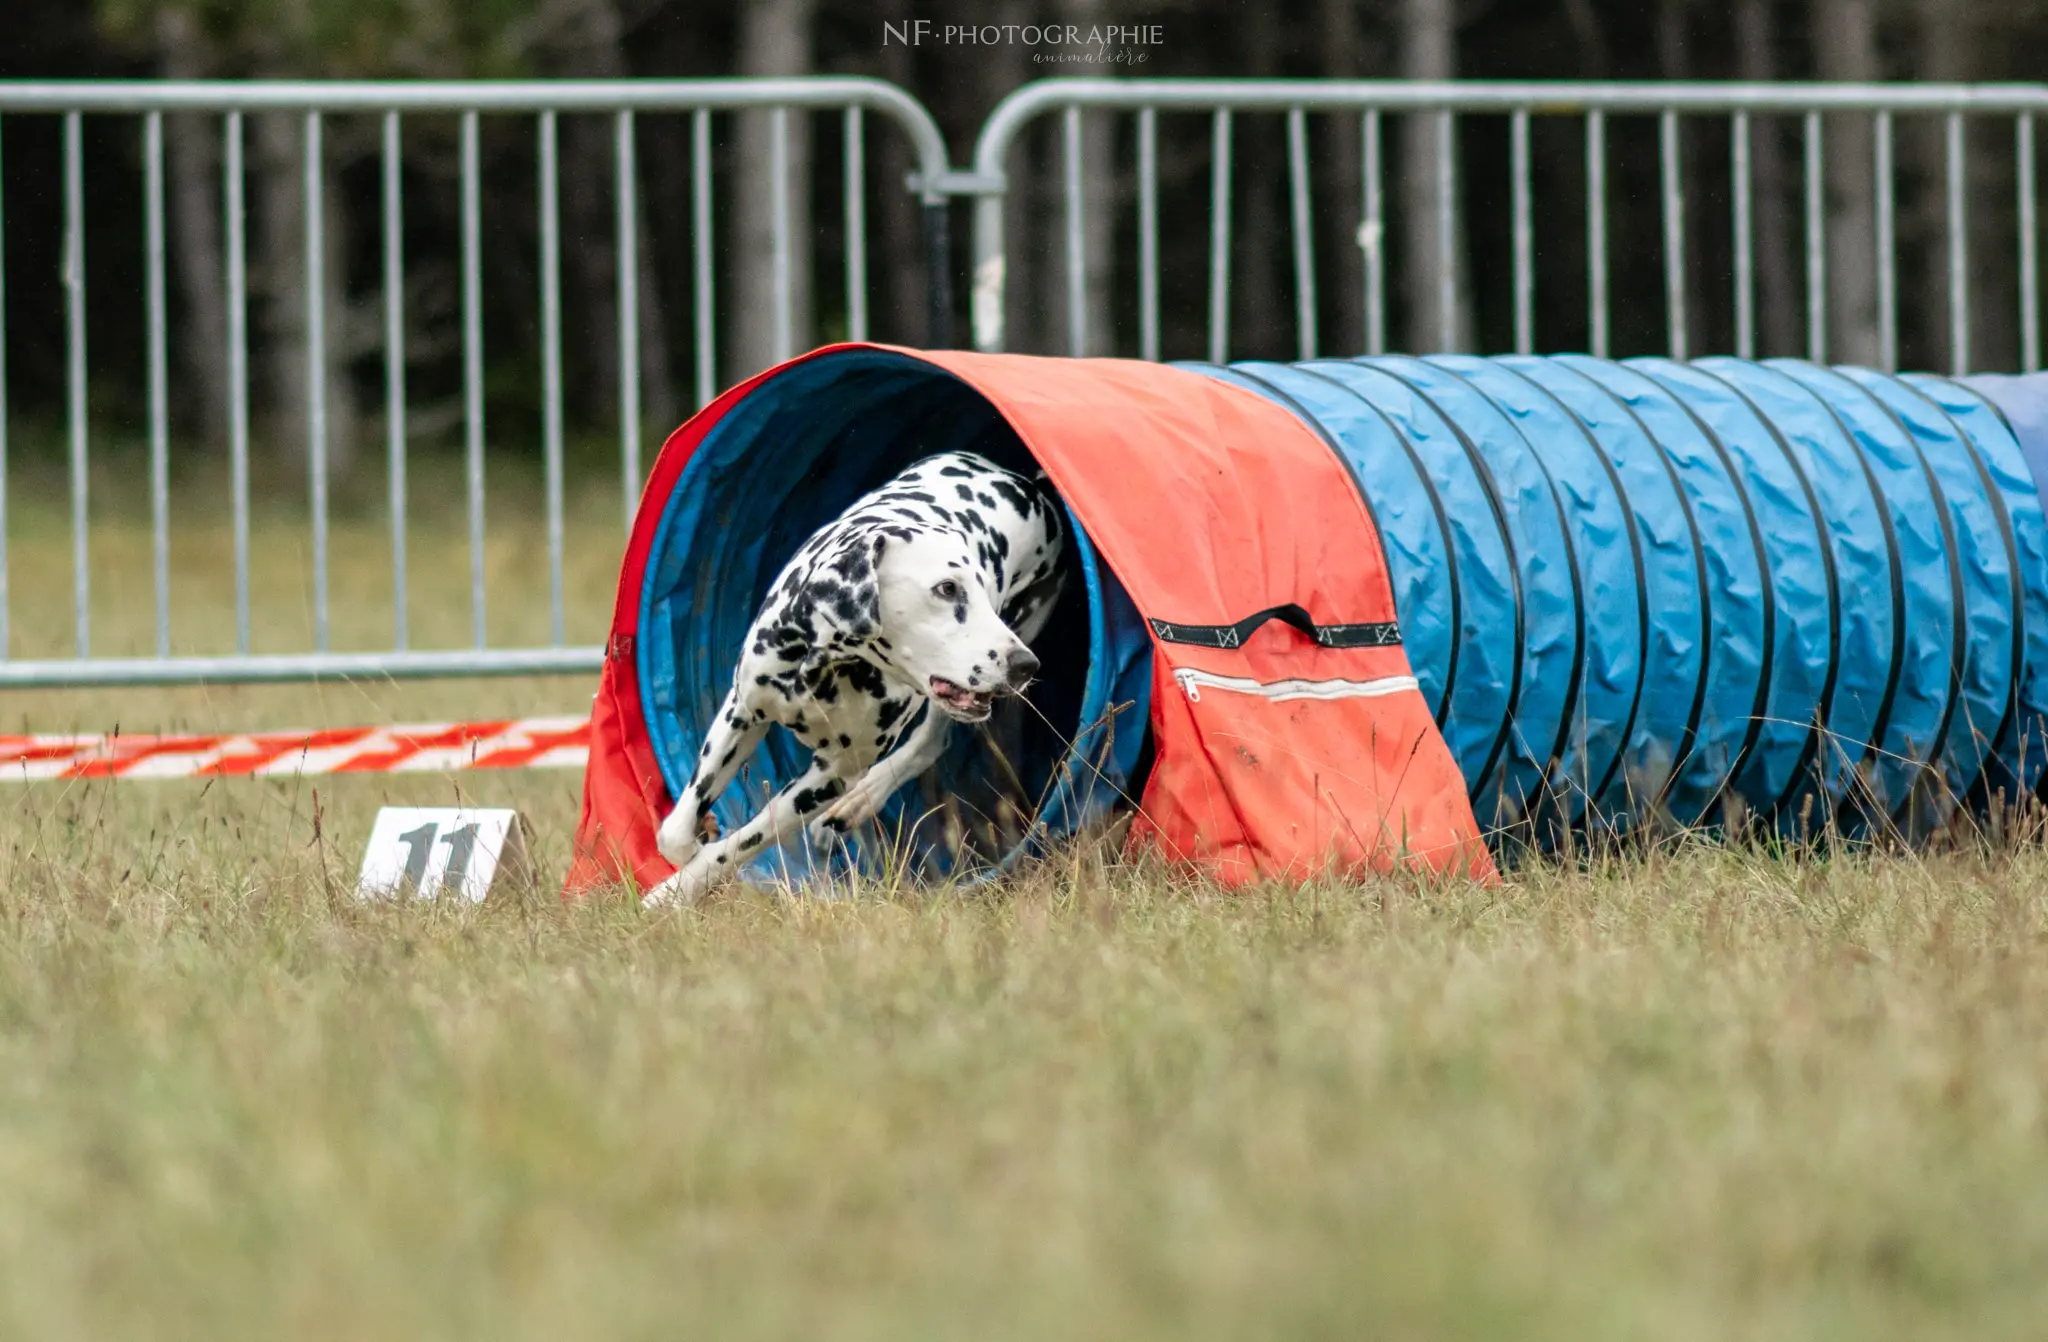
[354,806,529,904]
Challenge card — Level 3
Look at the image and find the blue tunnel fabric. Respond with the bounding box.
[637,350,2048,872]
[1184,357,2048,839]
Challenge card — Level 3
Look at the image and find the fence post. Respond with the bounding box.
[924,201,953,349]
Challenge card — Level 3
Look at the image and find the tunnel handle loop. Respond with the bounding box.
[1147,605,1401,651]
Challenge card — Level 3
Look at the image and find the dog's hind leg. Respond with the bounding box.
[646,758,850,907]
[811,703,951,843]
[656,689,770,868]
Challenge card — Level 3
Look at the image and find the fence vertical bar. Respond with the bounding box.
[1138,106,1159,362]
[1511,107,1534,355]
[1436,110,1457,352]
[1877,110,1898,372]
[691,109,714,419]
[225,112,249,654]
[1948,111,1969,375]
[304,110,329,653]
[0,113,8,659]
[64,111,88,658]
[618,110,643,526]
[1732,111,1755,359]
[1363,108,1384,356]
[1287,106,1317,361]
[1064,105,1086,358]
[461,109,486,649]
[383,111,407,651]
[539,110,565,647]
[145,111,171,657]
[1208,108,1232,364]
[2019,113,2038,373]
[1660,109,1687,360]
[1587,110,1608,358]
[770,106,793,362]
[1805,110,1826,362]
[844,106,868,343]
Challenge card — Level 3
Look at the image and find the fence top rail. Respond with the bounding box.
[0,76,951,182]
[970,77,2048,182]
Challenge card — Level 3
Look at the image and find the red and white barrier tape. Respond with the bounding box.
[0,716,590,781]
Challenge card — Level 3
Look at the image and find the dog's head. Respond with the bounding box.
[865,528,1040,723]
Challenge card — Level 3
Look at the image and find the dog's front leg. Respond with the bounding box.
[810,703,952,844]
[646,760,849,907]
[657,691,770,868]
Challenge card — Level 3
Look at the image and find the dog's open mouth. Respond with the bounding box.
[930,677,996,720]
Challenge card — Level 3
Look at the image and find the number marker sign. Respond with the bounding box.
[355,807,530,903]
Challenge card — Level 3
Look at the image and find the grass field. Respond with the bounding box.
[2,445,2046,1338]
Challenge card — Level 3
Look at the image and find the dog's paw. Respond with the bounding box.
[815,776,890,840]
[655,804,702,867]
[644,860,714,909]
[806,809,854,850]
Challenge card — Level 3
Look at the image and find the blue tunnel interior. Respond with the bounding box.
[636,348,2048,877]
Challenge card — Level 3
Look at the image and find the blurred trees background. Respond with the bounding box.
[1,0,2045,474]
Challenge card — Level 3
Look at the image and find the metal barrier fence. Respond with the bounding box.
[0,79,951,688]
[966,80,2048,374]
[3,76,2047,690]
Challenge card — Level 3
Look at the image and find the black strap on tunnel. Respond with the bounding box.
[1148,605,1401,651]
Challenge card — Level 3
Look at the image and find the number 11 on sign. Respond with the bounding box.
[357,807,527,903]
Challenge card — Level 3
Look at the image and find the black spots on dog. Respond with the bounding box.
[937,461,974,478]
[988,475,1033,514]
[838,733,852,748]
[898,489,937,506]
[845,660,889,701]
[792,778,845,814]
[875,696,910,732]
[739,832,766,852]
[954,601,968,624]
[829,544,871,583]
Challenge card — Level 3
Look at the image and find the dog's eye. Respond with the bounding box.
[933,579,962,601]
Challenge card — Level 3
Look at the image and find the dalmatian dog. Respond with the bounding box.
[645,449,1067,906]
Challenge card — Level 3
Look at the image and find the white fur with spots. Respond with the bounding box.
[646,451,1066,906]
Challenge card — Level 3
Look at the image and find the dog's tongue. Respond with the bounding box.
[932,678,985,708]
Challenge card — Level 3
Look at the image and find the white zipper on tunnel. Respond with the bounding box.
[1172,668,1419,704]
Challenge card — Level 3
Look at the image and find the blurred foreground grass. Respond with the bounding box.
[0,445,2045,1338]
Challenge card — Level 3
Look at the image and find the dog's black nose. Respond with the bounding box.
[1005,646,1040,689]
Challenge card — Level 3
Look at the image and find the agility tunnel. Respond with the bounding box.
[1197,357,2048,842]
[566,345,2048,898]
